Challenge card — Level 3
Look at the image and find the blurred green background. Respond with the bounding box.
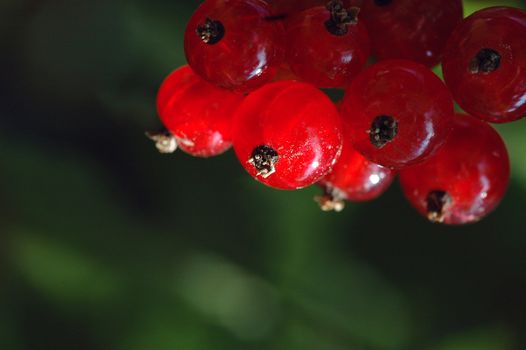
[2,0,526,349]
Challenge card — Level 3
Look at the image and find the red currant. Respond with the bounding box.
[184,0,284,93]
[340,60,454,169]
[399,114,510,225]
[316,136,395,211]
[360,0,463,67]
[154,65,244,157]
[232,81,343,190]
[285,1,370,88]
[442,7,526,123]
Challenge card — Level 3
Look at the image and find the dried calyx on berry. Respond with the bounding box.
[325,0,360,36]
[248,145,279,178]
[145,131,178,154]
[469,48,501,74]
[196,17,225,45]
[369,115,398,148]
[315,185,346,212]
[426,190,452,223]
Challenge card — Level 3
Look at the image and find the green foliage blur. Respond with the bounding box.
[1,0,526,349]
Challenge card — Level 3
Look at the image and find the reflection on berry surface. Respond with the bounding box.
[400,114,510,225]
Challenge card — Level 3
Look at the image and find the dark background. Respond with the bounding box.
[2,0,526,349]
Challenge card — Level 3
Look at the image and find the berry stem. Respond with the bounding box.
[325,1,360,36]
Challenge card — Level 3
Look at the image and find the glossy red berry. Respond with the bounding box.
[400,114,510,225]
[316,136,395,211]
[340,60,454,169]
[285,1,370,88]
[360,0,463,67]
[233,81,343,190]
[155,65,244,157]
[442,7,526,123]
[184,0,284,93]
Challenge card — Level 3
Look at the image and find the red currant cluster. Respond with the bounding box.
[149,0,526,225]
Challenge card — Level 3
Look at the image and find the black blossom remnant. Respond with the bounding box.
[196,18,225,45]
[324,0,360,36]
[369,115,399,148]
[249,145,279,178]
[469,48,501,74]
